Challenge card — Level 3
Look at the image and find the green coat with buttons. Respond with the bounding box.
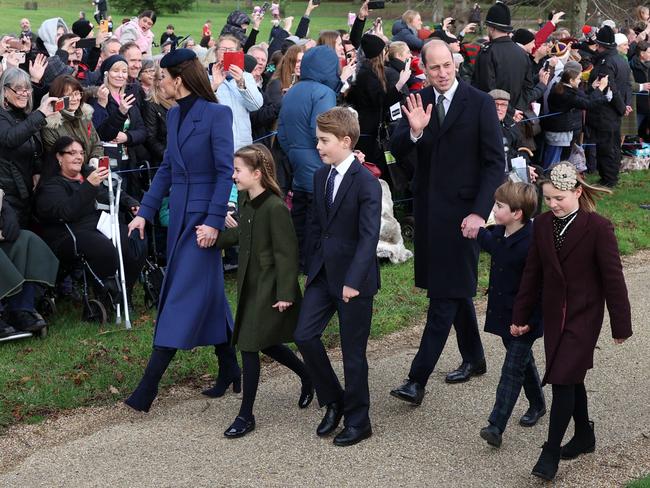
[217,190,302,352]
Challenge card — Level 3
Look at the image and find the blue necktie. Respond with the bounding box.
[325,167,338,209]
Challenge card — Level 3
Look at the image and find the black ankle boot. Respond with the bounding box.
[202,344,242,398]
[125,347,176,412]
[532,443,562,481]
[561,421,596,459]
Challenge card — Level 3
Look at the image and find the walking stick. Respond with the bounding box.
[107,171,132,329]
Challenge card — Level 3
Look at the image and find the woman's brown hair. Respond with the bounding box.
[166,58,217,103]
[317,30,340,52]
[234,144,283,198]
[272,44,304,90]
[48,75,85,102]
[367,54,387,92]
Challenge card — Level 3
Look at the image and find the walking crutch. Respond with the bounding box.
[107,170,132,329]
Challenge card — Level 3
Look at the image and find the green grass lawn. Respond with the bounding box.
[629,475,650,488]
[0,170,648,431]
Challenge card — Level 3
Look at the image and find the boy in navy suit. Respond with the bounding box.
[474,181,545,448]
[294,107,382,447]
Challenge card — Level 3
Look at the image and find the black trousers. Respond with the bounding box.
[592,127,622,186]
[408,297,485,387]
[53,227,143,289]
[488,336,545,432]
[290,190,313,272]
[294,270,372,428]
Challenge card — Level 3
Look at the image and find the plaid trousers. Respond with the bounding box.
[488,336,545,432]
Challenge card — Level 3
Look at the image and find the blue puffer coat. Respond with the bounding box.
[391,20,423,51]
[277,46,339,193]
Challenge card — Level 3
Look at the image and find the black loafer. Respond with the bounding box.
[298,383,314,409]
[519,406,546,427]
[445,359,487,383]
[316,402,343,437]
[390,380,425,405]
[224,416,255,438]
[333,424,372,447]
[480,424,502,448]
[4,310,46,333]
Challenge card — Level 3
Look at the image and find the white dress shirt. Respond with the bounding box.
[326,153,355,201]
[410,78,460,142]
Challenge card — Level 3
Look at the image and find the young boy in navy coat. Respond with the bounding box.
[294,107,382,447]
[474,181,545,448]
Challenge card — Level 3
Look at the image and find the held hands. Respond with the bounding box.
[62,36,81,54]
[402,93,432,138]
[87,167,110,186]
[195,224,219,248]
[353,149,366,163]
[29,53,48,83]
[461,213,485,239]
[396,63,412,91]
[251,12,263,30]
[460,22,478,36]
[513,109,525,123]
[510,324,531,337]
[272,301,293,312]
[128,215,146,240]
[342,286,360,303]
[538,68,551,86]
[340,61,356,82]
[229,64,244,84]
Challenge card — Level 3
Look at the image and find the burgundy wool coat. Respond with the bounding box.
[512,209,632,385]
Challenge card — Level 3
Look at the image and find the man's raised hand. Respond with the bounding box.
[402,93,432,138]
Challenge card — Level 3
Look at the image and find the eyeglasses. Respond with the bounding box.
[217,47,238,53]
[5,85,32,95]
[61,150,85,157]
[64,91,83,99]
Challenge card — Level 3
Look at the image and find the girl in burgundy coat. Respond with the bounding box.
[511,162,632,481]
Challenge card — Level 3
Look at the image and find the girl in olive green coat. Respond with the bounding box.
[218,144,313,439]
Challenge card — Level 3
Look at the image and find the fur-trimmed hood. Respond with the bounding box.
[45,103,94,129]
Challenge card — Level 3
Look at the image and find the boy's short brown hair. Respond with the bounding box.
[494,181,538,223]
[316,107,360,147]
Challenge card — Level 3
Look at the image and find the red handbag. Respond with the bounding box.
[362,161,382,179]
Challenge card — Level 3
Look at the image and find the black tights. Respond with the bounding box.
[547,383,590,448]
[238,345,309,420]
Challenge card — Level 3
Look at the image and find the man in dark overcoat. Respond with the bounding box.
[389,40,505,405]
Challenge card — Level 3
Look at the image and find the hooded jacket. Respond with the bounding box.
[277,46,339,193]
[116,18,154,56]
[37,18,68,57]
[41,103,104,159]
[220,11,251,46]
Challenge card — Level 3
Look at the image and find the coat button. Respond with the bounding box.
[323,234,329,239]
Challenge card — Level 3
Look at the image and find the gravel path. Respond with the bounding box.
[0,252,648,487]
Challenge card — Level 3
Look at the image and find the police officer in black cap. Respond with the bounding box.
[473,1,540,112]
[586,25,632,187]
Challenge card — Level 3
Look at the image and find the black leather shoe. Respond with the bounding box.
[5,310,46,333]
[519,406,546,427]
[333,424,372,447]
[224,416,255,438]
[390,380,425,405]
[316,402,343,437]
[561,421,595,459]
[445,359,487,384]
[531,442,561,481]
[298,382,314,409]
[480,424,502,448]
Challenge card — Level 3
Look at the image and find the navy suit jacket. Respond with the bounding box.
[305,159,382,298]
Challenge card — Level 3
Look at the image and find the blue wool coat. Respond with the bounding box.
[477,222,542,340]
[137,98,235,349]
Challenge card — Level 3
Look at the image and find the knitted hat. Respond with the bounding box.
[360,34,386,59]
[72,19,93,39]
[160,48,197,68]
[596,25,616,48]
[512,28,535,46]
[485,1,513,33]
[615,33,628,46]
[488,89,510,101]
[100,54,128,77]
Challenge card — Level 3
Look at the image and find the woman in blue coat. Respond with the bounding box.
[125,49,240,412]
